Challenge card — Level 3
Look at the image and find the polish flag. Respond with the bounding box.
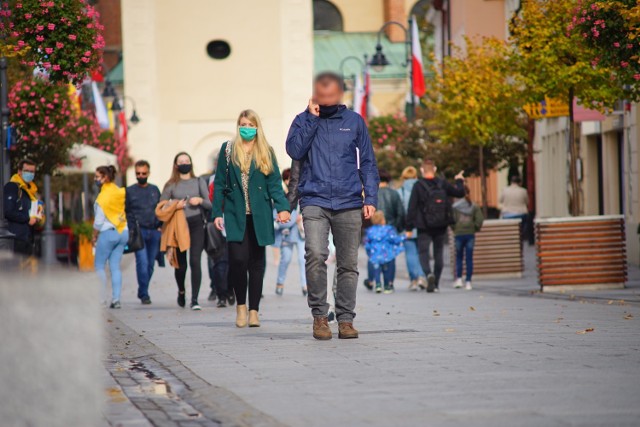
[91,81,110,129]
[117,111,128,142]
[353,67,370,121]
[411,16,426,98]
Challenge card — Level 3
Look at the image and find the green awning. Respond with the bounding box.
[106,60,123,84]
[314,31,423,80]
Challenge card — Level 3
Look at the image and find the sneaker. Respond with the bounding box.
[327,307,336,323]
[275,284,284,296]
[418,277,427,290]
[363,279,373,291]
[313,316,332,340]
[302,287,308,297]
[426,274,436,293]
[109,301,121,309]
[216,299,227,308]
[454,278,463,289]
[408,280,418,292]
[141,297,152,305]
[433,287,440,293]
[208,290,216,301]
[383,283,395,294]
[191,302,201,311]
[375,283,383,294]
[465,281,473,290]
[227,293,236,306]
[338,322,359,339]
[177,292,186,308]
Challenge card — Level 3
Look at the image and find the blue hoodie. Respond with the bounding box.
[286,106,379,211]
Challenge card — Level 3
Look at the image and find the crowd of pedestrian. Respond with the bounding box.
[3,71,531,341]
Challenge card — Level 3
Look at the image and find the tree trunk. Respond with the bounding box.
[479,145,488,217]
[568,87,580,216]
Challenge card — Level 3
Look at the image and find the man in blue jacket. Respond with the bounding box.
[286,72,379,340]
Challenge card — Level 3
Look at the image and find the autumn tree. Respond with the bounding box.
[426,37,527,213]
[510,0,625,215]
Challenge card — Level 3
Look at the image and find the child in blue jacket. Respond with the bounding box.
[364,211,405,294]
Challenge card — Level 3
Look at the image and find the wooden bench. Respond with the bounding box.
[535,215,626,292]
[449,219,523,279]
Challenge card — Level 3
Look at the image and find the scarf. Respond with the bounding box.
[10,173,38,201]
[319,104,339,118]
[96,182,127,234]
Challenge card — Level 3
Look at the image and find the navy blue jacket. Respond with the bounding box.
[286,106,379,210]
[125,183,162,229]
[3,182,32,242]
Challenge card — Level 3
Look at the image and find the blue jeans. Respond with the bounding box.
[134,228,161,300]
[95,228,129,303]
[208,250,230,298]
[404,238,424,281]
[455,234,475,282]
[278,241,306,287]
[370,259,396,285]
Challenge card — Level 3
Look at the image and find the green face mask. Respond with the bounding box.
[239,126,257,141]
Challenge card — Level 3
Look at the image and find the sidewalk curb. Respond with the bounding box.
[106,313,288,427]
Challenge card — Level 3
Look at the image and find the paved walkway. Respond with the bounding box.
[102,245,640,427]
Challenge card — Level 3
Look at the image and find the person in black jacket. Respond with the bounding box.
[4,159,39,255]
[125,160,162,305]
[405,159,465,293]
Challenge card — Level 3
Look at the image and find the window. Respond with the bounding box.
[313,0,343,32]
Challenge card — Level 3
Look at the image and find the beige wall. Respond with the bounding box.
[582,133,600,216]
[623,104,640,266]
[450,0,507,47]
[331,0,384,32]
[534,117,570,218]
[122,0,313,187]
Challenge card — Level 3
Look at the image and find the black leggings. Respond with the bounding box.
[175,215,205,303]
[228,215,265,311]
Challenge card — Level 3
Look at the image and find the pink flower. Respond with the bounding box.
[36,24,44,31]
[627,44,633,49]
[17,40,25,47]
[68,34,76,40]
[83,50,91,57]
[35,35,44,42]
[42,62,51,69]
[81,57,90,63]
[56,41,63,48]
[634,74,640,81]
[24,13,31,19]
[614,42,620,48]
[47,23,55,30]
[621,61,629,68]
[45,47,53,54]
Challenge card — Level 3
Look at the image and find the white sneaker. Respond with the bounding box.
[454,278,463,289]
[409,280,418,291]
[465,281,472,290]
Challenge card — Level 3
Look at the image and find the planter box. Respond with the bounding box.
[535,215,626,292]
[449,219,523,279]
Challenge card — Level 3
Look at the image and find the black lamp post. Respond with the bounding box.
[339,55,367,109]
[370,18,415,120]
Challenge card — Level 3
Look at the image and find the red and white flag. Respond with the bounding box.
[411,16,426,98]
[353,66,370,121]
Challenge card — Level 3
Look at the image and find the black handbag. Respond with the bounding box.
[204,221,226,259]
[124,219,144,254]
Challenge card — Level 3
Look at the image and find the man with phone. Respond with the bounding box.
[286,72,379,340]
[405,158,465,293]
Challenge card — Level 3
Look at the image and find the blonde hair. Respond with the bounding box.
[401,166,418,180]
[371,211,386,225]
[231,109,274,175]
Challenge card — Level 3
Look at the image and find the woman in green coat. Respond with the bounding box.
[213,109,291,328]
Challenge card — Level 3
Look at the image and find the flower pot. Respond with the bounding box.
[77,235,94,272]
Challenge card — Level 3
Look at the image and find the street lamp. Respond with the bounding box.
[122,96,141,125]
[338,55,365,92]
[102,79,117,98]
[369,18,415,119]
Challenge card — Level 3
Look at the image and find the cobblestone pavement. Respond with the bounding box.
[104,245,640,427]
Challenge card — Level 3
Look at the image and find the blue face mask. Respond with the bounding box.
[239,126,257,141]
[95,179,103,189]
[21,171,35,183]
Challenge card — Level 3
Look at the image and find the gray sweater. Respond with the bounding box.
[160,178,212,219]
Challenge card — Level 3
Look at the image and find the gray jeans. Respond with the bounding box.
[302,206,362,322]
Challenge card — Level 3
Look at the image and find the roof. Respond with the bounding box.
[106,60,123,84]
[314,31,422,80]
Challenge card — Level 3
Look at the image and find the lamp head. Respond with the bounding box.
[369,44,390,73]
[130,109,140,124]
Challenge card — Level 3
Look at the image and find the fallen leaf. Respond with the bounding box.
[469,306,476,311]
[608,300,614,305]
[445,328,456,333]
[624,314,633,320]
[576,328,595,334]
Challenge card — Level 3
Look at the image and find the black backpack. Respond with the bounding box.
[419,179,454,228]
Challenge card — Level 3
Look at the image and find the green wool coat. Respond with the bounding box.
[212,142,290,246]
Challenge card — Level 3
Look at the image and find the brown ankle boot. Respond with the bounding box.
[248,310,260,327]
[338,322,359,339]
[313,316,332,340]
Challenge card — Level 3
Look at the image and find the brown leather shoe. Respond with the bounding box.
[338,322,359,339]
[313,316,332,340]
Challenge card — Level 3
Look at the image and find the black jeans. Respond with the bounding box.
[228,215,265,311]
[417,230,447,287]
[208,249,230,299]
[175,215,205,303]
